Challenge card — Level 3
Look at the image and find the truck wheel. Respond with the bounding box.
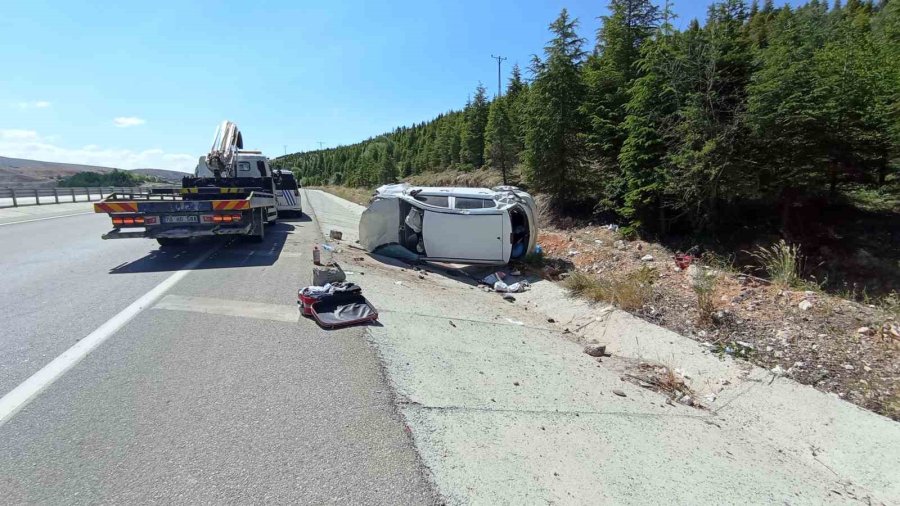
[157,237,188,247]
[249,209,265,243]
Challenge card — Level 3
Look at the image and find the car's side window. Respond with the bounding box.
[238,161,252,172]
[455,197,493,209]
[413,195,449,208]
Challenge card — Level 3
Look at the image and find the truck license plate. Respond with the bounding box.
[162,215,198,224]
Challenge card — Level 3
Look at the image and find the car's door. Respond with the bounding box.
[421,208,506,263]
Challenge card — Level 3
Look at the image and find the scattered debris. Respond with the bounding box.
[583,343,607,357]
[674,253,694,270]
[312,263,346,286]
[641,254,655,262]
[494,281,527,293]
[612,389,627,397]
[856,327,874,336]
[505,318,525,326]
[513,381,520,386]
[502,294,516,302]
[449,321,456,328]
[799,300,813,311]
[329,229,343,240]
[547,318,556,323]
[614,240,626,250]
[297,282,378,329]
[619,362,702,407]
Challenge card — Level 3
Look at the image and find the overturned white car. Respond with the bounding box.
[359,184,538,264]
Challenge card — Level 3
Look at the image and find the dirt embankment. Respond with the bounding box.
[536,226,899,420]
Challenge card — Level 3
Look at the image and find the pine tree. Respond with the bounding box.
[813,6,894,190]
[484,99,516,183]
[379,142,397,184]
[668,0,754,229]
[459,83,490,168]
[580,0,661,209]
[746,5,828,195]
[506,64,529,157]
[507,64,525,99]
[524,9,588,206]
[619,1,680,232]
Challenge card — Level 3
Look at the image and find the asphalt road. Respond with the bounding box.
[0,209,437,503]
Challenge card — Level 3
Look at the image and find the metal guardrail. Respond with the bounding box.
[0,187,180,208]
[0,186,186,209]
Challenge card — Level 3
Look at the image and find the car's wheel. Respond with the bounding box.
[157,237,188,247]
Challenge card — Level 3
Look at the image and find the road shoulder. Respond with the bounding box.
[304,188,900,505]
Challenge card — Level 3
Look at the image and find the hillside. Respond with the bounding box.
[0,156,116,186]
[0,156,187,187]
[131,168,191,183]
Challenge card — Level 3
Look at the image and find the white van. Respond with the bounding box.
[274,170,302,217]
[359,184,537,264]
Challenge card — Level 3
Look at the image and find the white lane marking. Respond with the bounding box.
[0,246,218,426]
[154,294,299,323]
[0,212,93,227]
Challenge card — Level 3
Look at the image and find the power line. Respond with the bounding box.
[491,54,507,98]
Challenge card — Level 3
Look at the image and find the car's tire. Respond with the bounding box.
[157,237,188,247]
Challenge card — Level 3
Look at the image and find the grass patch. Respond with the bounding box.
[692,268,719,325]
[309,185,373,206]
[564,266,656,312]
[748,239,804,288]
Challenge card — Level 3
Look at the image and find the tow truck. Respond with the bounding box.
[93,121,279,246]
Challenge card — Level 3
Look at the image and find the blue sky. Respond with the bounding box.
[0,0,796,172]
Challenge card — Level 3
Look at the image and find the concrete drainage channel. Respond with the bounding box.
[302,189,900,505]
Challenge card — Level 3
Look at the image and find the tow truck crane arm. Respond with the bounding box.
[206,120,244,178]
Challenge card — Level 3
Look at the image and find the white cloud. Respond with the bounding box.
[0,129,194,171]
[113,116,146,128]
[15,100,51,109]
[0,129,39,140]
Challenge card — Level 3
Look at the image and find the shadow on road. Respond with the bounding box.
[109,222,295,274]
[278,212,312,224]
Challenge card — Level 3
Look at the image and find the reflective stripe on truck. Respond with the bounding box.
[94,202,139,213]
[212,200,251,210]
[94,199,251,214]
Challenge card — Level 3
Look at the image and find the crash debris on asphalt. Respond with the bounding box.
[298,281,378,329]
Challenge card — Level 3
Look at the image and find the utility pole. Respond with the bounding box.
[283,145,287,156]
[317,141,325,150]
[491,54,507,98]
